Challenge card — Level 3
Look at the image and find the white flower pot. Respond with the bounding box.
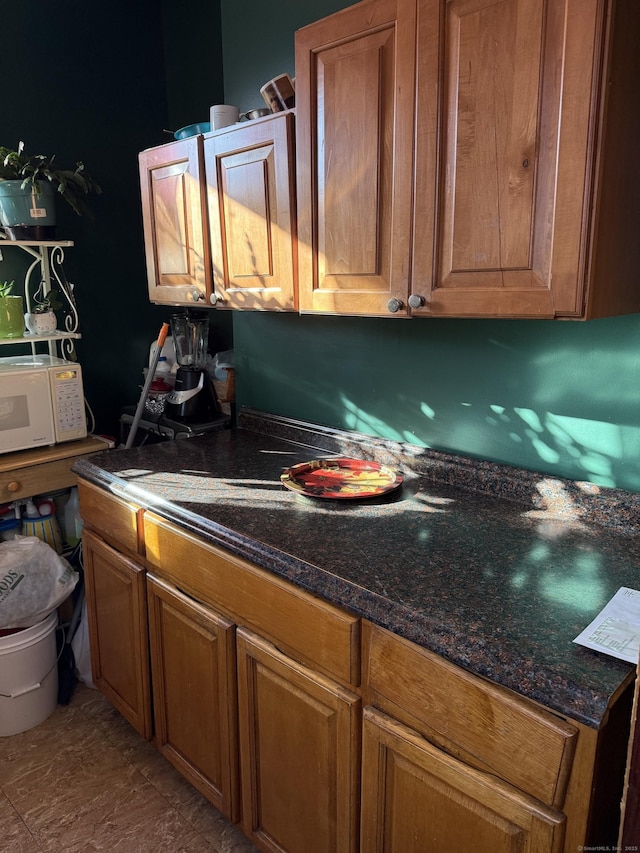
[25,311,57,335]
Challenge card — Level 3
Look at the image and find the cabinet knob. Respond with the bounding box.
[210,293,223,306]
[408,294,426,309]
[387,298,404,314]
[7,481,21,493]
[190,289,204,302]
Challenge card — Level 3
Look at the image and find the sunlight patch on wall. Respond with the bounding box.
[421,402,436,419]
[476,403,640,488]
[340,395,430,446]
[542,412,634,485]
[514,408,544,433]
[403,430,429,446]
[524,433,561,465]
[342,396,405,441]
[547,413,624,458]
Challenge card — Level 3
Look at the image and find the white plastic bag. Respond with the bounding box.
[208,348,234,380]
[0,536,79,630]
[71,598,96,688]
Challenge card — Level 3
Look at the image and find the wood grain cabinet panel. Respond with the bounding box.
[0,437,108,503]
[364,623,577,808]
[139,136,212,306]
[78,480,142,556]
[147,574,239,821]
[295,0,417,316]
[361,707,565,853]
[0,457,85,503]
[237,627,361,853]
[296,0,640,319]
[205,113,297,311]
[412,0,604,317]
[82,528,152,739]
[143,512,360,687]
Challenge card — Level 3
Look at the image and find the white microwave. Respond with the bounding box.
[0,354,87,454]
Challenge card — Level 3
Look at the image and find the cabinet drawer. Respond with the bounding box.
[78,480,143,555]
[363,623,577,808]
[0,457,80,502]
[143,512,360,686]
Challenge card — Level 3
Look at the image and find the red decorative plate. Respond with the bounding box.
[280,458,402,500]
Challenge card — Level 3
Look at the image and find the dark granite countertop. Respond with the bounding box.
[73,410,640,729]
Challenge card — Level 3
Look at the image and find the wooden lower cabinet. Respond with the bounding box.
[147,574,239,821]
[82,529,152,740]
[236,627,361,853]
[144,510,362,852]
[361,707,565,853]
[80,490,630,853]
[360,622,632,852]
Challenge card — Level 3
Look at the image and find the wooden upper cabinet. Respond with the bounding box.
[413,0,553,316]
[296,0,640,319]
[413,0,618,318]
[295,0,417,316]
[204,112,298,311]
[139,137,212,306]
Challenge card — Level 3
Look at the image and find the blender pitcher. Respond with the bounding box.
[165,315,217,422]
[171,314,208,368]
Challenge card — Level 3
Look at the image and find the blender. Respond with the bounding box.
[164,314,218,422]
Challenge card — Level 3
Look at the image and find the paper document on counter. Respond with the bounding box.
[574,587,640,663]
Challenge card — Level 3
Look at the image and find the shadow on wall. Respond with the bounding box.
[233,311,640,493]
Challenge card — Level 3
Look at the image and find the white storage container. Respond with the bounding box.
[0,611,59,736]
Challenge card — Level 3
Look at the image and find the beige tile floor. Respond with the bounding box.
[0,684,258,852]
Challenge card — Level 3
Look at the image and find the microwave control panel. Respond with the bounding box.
[49,364,87,442]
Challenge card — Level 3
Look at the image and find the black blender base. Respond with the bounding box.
[164,366,219,423]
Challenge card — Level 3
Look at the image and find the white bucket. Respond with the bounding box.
[0,611,59,736]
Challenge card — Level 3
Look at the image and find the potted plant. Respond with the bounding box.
[24,284,63,335]
[0,141,101,240]
[0,280,25,338]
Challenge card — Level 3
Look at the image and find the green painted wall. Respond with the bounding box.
[1,0,230,438]
[220,0,640,493]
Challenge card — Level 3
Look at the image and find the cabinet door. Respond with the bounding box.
[237,627,361,853]
[139,136,212,305]
[82,529,152,739]
[204,113,297,311]
[361,707,565,853]
[147,574,239,821]
[295,0,417,316]
[412,0,603,318]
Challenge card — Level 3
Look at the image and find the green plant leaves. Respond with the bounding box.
[0,142,101,217]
